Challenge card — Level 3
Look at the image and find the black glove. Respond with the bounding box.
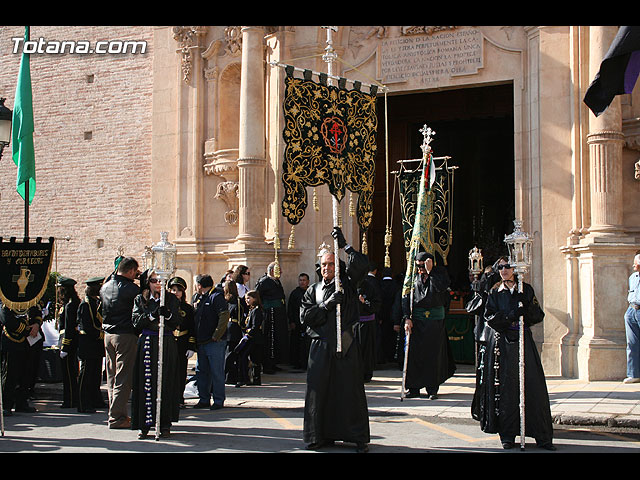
[321,291,343,310]
[506,306,525,322]
[157,305,171,319]
[331,227,347,249]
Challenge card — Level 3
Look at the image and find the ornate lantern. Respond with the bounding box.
[141,245,154,272]
[468,246,484,277]
[149,231,177,280]
[503,219,533,276]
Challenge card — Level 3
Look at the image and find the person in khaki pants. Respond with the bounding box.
[100,257,140,429]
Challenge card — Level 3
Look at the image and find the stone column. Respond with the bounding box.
[236,26,266,246]
[571,26,636,380]
[586,26,625,238]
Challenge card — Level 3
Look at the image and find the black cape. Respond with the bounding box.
[401,267,456,392]
[471,281,553,444]
[300,248,370,445]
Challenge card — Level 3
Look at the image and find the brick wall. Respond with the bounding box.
[0,26,154,286]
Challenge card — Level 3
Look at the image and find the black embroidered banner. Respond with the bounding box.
[0,236,55,311]
[398,157,454,265]
[281,69,378,230]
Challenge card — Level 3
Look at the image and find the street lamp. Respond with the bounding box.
[144,231,177,440]
[0,98,12,160]
[503,219,533,451]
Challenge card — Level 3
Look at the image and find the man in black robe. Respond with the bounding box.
[300,227,370,453]
[401,251,456,399]
[256,262,288,373]
[287,273,310,370]
[356,262,382,382]
[378,268,399,364]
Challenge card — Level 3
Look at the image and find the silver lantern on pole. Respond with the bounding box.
[146,231,177,440]
[503,219,533,451]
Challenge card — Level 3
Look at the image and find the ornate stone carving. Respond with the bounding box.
[224,27,243,56]
[215,180,239,225]
[401,26,457,36]
[173,26,208,84]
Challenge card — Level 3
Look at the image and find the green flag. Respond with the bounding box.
[12,26,36,205]
[401,150,435,297]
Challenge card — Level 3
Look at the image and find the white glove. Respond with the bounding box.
[60,351,68,359]
[185,350,195,359]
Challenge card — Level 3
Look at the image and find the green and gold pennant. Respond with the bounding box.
[281,70,377,231]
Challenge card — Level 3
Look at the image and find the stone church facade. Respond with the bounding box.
[1,26,639,380]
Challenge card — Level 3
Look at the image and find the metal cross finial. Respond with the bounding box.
[419,124,436,155]
[321,26,338,65]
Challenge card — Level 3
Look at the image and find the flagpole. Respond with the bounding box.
[322,26,343,354]
[24,26,29,239]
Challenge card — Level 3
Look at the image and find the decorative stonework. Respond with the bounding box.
[215,181,239,225]
[401,26,457,36]
[172,26,208,84]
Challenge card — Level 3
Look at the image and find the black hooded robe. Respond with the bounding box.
[300,247,370,446]
[401,263,456,394]
[471,281,553,445]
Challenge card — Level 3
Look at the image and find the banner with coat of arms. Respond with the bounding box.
[0,236,55,311]
[281,66,378,232]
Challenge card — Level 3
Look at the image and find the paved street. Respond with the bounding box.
[1,364,640,453]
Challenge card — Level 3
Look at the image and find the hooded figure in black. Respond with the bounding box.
[131,269,181,439]
[471,257,555,450]
[401,251,456,399]
[300,227,370,453]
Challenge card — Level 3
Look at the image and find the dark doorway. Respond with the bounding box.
[368,83,515,292]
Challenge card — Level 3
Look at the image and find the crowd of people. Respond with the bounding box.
[0,226,569,452]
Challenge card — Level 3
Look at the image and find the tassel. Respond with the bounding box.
[349,192,355,217]
[288,225,296,249]
[313,188,319,211]
[362,232,368,255]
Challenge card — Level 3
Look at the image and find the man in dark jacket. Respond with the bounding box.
[100,257,140,429]
[192,274,229,410]
[300,227,370,453]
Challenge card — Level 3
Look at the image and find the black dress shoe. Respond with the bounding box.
[138,430,149,439]
[210,404,223,410]
[537,442,556,451]
[15,405,37,413]
[305,440,334,450]
[356,442,369,453]
[192,402,210,409]
[501,441,514,449]
[404,390,420,398]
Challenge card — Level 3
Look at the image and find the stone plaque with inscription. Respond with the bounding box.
[379,28,483,87]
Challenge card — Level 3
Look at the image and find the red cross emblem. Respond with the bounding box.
[321,117,347,154]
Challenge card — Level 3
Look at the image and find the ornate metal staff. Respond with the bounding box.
[468,246,484,369]
[145,232,177,441]
[322,25,343,354]
[504,219,533,451]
